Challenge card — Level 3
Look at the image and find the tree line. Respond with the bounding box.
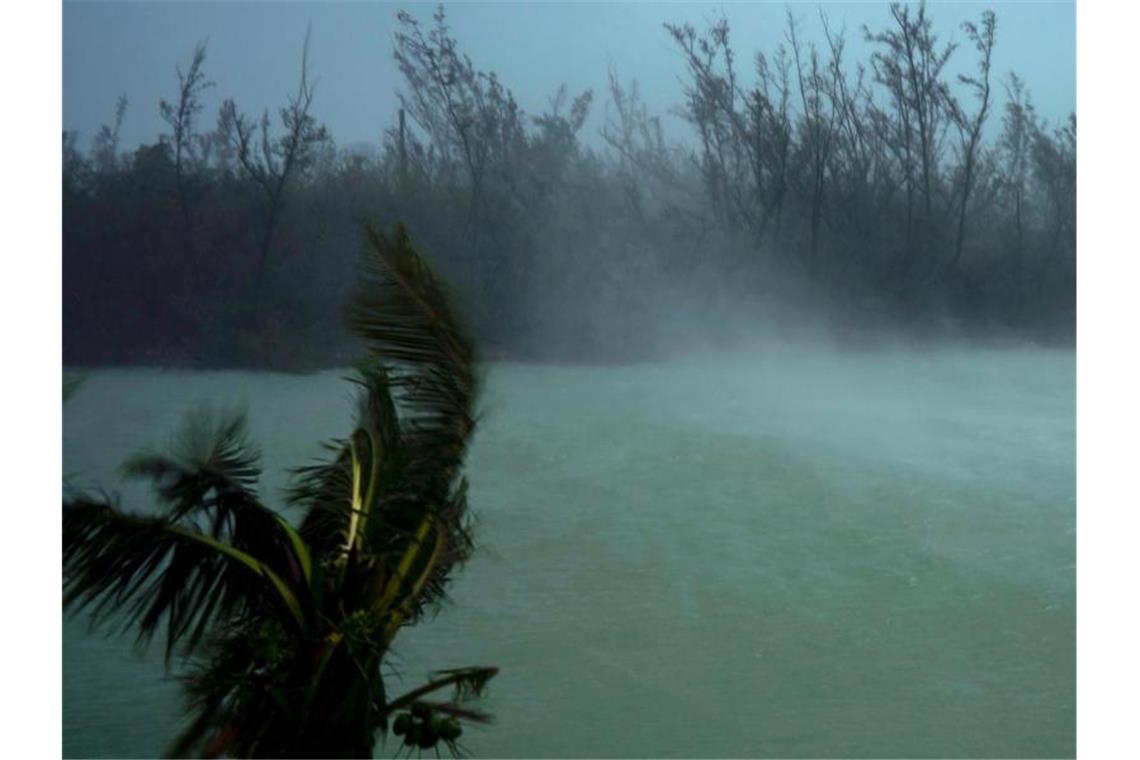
[63,3,1075,369]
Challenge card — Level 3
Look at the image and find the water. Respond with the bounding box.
[63,346,1075,758]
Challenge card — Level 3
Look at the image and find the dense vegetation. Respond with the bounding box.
[64,225,497,758]
[63,3,1075,369]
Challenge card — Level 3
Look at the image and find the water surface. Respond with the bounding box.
[63,346,1075,758]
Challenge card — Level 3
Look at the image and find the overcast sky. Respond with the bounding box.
[63,1,1075,153]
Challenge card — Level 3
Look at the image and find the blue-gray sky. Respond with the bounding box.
[63,1,1075,152]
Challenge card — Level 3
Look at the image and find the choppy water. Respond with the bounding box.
[63,346,1075,758]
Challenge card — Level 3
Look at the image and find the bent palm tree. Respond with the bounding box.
[64,224,497,758]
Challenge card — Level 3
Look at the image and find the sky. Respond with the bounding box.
[62,1,1076,153]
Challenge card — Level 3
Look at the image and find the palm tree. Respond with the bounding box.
[63,223,497,758]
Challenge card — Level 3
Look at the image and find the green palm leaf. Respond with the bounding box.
[293,364,404,567]
[63,495,306,662]
[347,224,477,489]
[345,224,479,609]
[121,409,313,591]
[294,225,479,619]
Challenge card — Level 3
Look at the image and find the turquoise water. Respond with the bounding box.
[63,346,1075,758]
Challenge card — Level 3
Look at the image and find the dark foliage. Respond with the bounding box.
[63,3,1074,370]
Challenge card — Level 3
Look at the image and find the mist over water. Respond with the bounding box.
[63,344,1075,758]
[60,0,1079,754]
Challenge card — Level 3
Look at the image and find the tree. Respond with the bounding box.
[601,69,675,225]
[1031,114,1076,274]
[62,130,88,197]
[61,2,1076,365]
[92,94,129,175]
[866,2,957,283]
[391,4,594,347]
[63,224,497,758]
[750,44,794,242]
[818,12,893,280]
[945,10,996,277]
[160,42,214,279]
[665,16,757,234]
[997,72,1036,313]
[393,5,511,240]
[787,10,839,278]
[218,27,329,290]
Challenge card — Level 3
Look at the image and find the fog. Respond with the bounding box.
[63,1,1075,369]
[62,2,1075,757]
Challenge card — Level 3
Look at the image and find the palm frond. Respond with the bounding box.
[348,363,407,551]
[292,440,356,560]
[119,408,311,589]
[293,364,407,565]
[63,494,307,661]
[294,227,480,619]
[384,667,500,716]
[347,223,478,497]
[121,406,261,520]
[340,224,480,616]
[168,619,302,759]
